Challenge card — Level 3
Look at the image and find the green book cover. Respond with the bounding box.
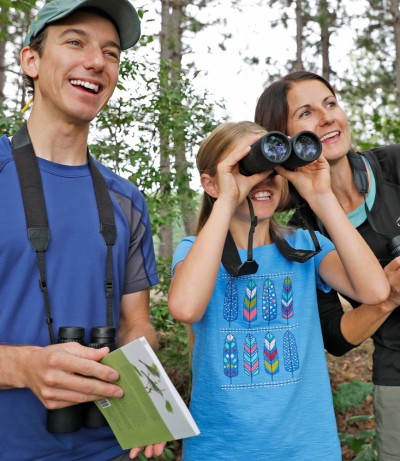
[95,336,200,449]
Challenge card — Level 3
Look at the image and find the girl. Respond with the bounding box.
[168,121,389,460]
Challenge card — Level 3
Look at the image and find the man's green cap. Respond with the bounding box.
[23,0,141,50]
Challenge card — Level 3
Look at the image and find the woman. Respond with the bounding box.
[168,121,389,460]
[255,70,400,461]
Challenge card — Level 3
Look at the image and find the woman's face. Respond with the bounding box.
[286,79,352,163]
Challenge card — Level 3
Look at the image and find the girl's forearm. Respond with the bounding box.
[168,197,236,323]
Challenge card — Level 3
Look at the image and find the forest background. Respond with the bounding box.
[1,0,399,459]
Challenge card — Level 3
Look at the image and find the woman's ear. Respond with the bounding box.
[20,47,39,79]
[201,174,219,199]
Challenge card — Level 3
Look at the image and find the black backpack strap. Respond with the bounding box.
[11,124,54,343]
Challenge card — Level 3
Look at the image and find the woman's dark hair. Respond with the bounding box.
[254,71,337,134]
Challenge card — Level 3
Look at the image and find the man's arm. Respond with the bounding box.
[118,289,157,349]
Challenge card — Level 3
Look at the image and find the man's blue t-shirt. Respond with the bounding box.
[0,134,158,460]
[172,230,341,461]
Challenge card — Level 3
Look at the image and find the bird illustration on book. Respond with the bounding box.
[133,361,174,413]
[223,333,239,381]
[243,279,257,325]
[264,332,279,379]
[283,330,300,376]
[223,279,238,323]
[243,333,259,381]
[262,278,277,322]
[139,359,161,378]
[281,276,294,322]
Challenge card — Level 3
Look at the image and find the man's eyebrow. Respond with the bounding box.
[58,28,121,52]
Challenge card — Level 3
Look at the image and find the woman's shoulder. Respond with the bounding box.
[362,144,400,183]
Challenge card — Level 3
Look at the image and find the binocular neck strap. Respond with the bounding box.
[221,197,259,277]
[221,189,323,277]
[11,123,117,344]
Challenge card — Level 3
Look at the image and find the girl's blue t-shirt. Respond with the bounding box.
[172,230,341,461]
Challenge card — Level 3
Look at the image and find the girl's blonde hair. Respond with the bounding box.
[187,122,293,360]
[195,121,292,236]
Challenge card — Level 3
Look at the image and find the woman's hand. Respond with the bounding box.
[274,154,332,204]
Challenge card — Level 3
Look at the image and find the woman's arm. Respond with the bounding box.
[276,156,390,304]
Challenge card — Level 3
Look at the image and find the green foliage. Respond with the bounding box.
[0,105,25,135]
[333,378,373,412]
[333,379,377,460]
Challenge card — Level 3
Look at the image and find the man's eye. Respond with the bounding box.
[105,51,120,61]
[68,39,81,46]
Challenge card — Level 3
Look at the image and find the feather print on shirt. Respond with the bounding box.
[243,333,259,380]
[262,278,277,322]
[281,276,294,321]
[264,332,279,379]
[243,279,257,325]
[223,333,239,381]
[223,279,238,322]
[283,330,300,375]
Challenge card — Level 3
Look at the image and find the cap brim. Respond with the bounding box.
[25,0,140,50]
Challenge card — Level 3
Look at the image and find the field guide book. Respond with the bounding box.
[95,336,200,449]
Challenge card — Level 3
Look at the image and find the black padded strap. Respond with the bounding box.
[88,157,117,327]
[11,123,117,343]
[12,124,54,343]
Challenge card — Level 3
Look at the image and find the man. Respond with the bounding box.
[0,1,164,459]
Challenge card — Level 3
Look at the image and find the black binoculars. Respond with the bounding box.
[239,130,322,176]
[47,325,117,433]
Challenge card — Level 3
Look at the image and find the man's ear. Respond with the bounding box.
[20,47,39,79]
[201,174,219,198]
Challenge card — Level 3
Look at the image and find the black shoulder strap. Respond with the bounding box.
[348,150,369,194]
[11,123,117,343]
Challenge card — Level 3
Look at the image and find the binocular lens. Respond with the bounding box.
[262,133,290,162]
[292,133,320,161]
[238,130,321,176]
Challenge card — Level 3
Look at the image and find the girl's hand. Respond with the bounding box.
[274,154,332,203]
[214,133,270,206]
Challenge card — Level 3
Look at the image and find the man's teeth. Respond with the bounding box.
[253,191,271,200]
[320,131,339,142]
[70,80,99,93]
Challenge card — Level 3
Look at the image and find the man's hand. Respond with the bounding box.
[129,442,166,459]
[19,342,123,409]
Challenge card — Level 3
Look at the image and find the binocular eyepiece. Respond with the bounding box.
[47,326,117,433]
[239,130,322,176]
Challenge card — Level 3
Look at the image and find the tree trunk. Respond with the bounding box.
[390,0,400,108]
[294,0,304,70]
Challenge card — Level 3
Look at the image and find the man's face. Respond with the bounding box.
[31,10,121,125]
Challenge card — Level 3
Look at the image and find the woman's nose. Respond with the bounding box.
[319,109,334,125]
